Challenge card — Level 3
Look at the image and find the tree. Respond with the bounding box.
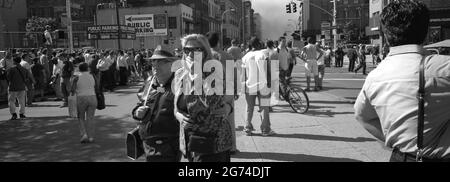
[25,16,59,46]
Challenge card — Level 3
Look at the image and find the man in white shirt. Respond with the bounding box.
[354,0,450,161]
[242,37,276,137]
[116,50,129,86]
[20,53,35,106]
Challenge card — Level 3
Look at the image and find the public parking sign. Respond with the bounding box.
[125,14,167,37]
[87,25,136,40]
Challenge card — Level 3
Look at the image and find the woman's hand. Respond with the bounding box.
[135,106,150,120]
[175,111,192,125]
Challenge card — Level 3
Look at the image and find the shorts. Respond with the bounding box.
[305,59,318,77]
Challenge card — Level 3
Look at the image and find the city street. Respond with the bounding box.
[0,56,392,162]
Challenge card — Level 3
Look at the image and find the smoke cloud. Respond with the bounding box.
[253,0,300,40]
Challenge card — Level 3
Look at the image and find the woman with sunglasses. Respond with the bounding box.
[174,34,233,162]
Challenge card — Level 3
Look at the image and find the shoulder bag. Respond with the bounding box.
[416,55,428,162]
[126,83,153,160]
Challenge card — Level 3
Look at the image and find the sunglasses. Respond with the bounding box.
[183,47,205,54]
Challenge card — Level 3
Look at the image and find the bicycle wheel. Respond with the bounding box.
[286,85,310,114]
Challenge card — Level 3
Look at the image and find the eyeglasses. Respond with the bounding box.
[182,47,204,55]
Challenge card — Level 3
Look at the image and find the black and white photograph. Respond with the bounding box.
[1,0,450,170]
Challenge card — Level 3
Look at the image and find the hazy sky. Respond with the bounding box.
[252,0,300,40]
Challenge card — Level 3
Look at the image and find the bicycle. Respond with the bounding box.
[279,77,310,114]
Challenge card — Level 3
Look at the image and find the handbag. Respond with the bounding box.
[68,95,77,118]
[126,82,153,160]
[96,91,105,110]
[187,134,216,154]
[126,127,145,160]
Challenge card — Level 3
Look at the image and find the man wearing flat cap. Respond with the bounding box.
[131,47,181,162]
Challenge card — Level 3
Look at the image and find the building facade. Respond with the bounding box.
[96,3,194,51]
[220,0,241,47]
[368,0,450,48]
[0,0,27,49]
[300,0,369,46]
[253,13,262,39]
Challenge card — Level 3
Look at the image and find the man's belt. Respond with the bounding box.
[392,148,450,162]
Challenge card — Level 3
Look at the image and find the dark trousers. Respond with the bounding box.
[348,58,356,72]
[101,70,115,91]
[188,151,231,162]
[119,67,128,86]
[335,57,343,67]
[389,148,450,162]
[26,88,34,105]
[287,63,294,78]
[355,61,366,74]
[60,77,71,104]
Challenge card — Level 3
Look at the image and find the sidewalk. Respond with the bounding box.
[230,89,391,162]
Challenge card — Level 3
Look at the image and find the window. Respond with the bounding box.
[168,17,177,29]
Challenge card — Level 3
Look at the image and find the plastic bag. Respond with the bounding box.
[68,95,77,118]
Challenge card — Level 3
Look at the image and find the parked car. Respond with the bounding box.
[424,39,450,55]
[342,44,358,54]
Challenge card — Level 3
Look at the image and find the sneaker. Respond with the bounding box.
[230,149,240,155]
[243,128,255,136]
[262,130,277,137]
[304,88,311,92]
[10,114,18,121]
[19,114,26,119]
[80,135,89,144]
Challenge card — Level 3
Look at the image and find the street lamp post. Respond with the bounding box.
[299,0,338,49]
[332,0,338,50]
[115,0,121,50]
[66,0,73,53]
[221,8,235,49]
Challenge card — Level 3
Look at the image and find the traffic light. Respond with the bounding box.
[286,4,291,13]
[292,3,297,13]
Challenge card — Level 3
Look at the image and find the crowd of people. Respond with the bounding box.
[1,0,449,163]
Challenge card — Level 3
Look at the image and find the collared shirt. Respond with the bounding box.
[242,50,264,94]
[354,44,450,158]
[117,55,128,68]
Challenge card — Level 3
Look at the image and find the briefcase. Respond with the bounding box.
[126,127,145,160]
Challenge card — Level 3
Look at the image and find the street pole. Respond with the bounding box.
[333,0,338,50]
[115,0,121,50]
[66,0,73,53]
